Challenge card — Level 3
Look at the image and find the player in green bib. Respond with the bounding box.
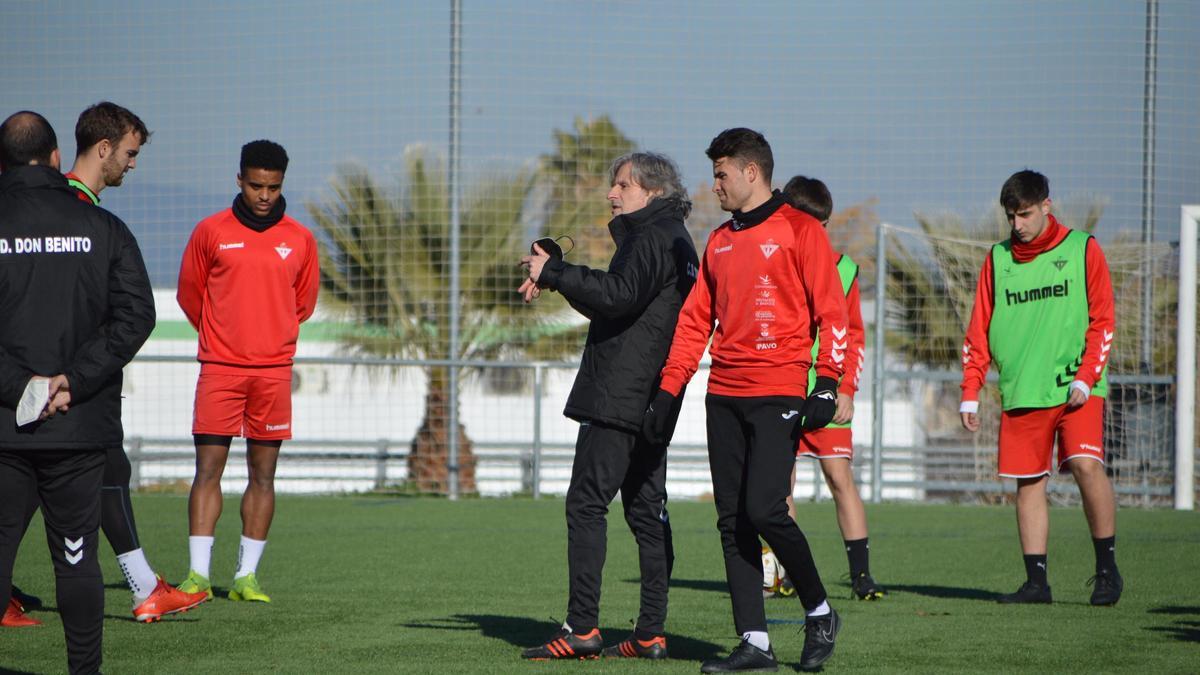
[959,170,1122,606]
[764,176,884,602]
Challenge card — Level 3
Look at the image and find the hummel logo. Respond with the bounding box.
[64,536,84,565]
[782,410,799,420]
[1053,258,1067,270]
[275,243,292,260]
[715,244,733,254]
[760,242,779,259]
[219,242,244,250]
[265,422,290,431]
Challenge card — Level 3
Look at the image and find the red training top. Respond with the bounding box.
[177,208,320,379]
[960,214,1115,403]
[660,202,848,398]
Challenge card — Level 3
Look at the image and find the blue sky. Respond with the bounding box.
[2,0,1197,283]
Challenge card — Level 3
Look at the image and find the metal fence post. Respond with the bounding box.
[127,436,142,489]
[375,439,389,491]
[1176,206,1198,510]
[532,363,544,499]
[870,223,888,503]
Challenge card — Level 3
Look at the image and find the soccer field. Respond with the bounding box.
[5,495,1198,674]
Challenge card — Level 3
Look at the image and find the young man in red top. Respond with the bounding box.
[774,175,883,602]
[960,170,1122,606]
[3,102,207,627]
[176,140,319,603]
[645,129,847,673]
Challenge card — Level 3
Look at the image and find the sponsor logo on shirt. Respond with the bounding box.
[220,242,245,250]
[1004,279,1069,306]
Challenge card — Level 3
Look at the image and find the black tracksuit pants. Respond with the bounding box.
[565,420,674,635]
[21,446,141,555]
[706,394,828,635]
[0,448,106,675]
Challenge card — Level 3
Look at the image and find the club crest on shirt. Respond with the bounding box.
[759,240,779,259]
[275,242,292,260]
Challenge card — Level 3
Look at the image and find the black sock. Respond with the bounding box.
[1023,554,1048,586]
[1092,536,1116,573]
[845,538,870,578]
[633,626,658,641]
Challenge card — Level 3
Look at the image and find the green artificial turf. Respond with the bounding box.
[4,495,1198,673]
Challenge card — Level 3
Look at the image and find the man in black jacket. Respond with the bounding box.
[0,111,156,674]
[518,152,698,661]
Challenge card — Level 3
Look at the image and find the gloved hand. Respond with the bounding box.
[800,376,839,430]
[641,389,676,445]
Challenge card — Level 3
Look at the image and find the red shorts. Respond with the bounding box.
[997,396,1105,478]
[797,427,853,460]
[193,373,293,440]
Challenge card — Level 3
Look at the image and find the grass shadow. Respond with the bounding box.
[885,583,998,602]
[1146,605,1200,643]
[401,613,725,661]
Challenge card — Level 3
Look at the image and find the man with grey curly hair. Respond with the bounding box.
[518,151,698,661]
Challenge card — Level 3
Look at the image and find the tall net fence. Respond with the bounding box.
[878,215,1186,507]
[2,1,1197,501]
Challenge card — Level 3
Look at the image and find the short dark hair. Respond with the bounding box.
[75,102,150,156]
[240,139,289,174]
[1000,170,1049,212]
[0,111,57,171]
[705,127,773,183]
[782,175,832,223]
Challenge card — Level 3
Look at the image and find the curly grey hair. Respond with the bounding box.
[608,151,692,218]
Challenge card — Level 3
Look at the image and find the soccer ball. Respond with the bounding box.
[761,547,785,597]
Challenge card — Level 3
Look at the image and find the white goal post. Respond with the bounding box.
[1176,206,1199,510]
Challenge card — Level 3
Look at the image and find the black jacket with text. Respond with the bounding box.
[539,196,698,434]
[0,165,155,449]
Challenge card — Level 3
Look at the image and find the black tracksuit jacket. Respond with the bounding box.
[0,165,155,450]
[540,196,698,433]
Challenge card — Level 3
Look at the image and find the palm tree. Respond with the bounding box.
[307,146,578,494]
[538,115,636,266]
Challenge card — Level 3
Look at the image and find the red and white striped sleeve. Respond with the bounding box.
[960,253,995,407]
[838,276,866,397]
[1075,237,1115,389]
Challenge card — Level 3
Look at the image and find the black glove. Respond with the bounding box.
[800,376,838,430]
[641,389,676,445]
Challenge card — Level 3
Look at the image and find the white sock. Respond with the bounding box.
[189,536,214,579]
[807,600,831,617]
[234,536,267,579]
[742,631,770,651]
[117,548,158,600]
